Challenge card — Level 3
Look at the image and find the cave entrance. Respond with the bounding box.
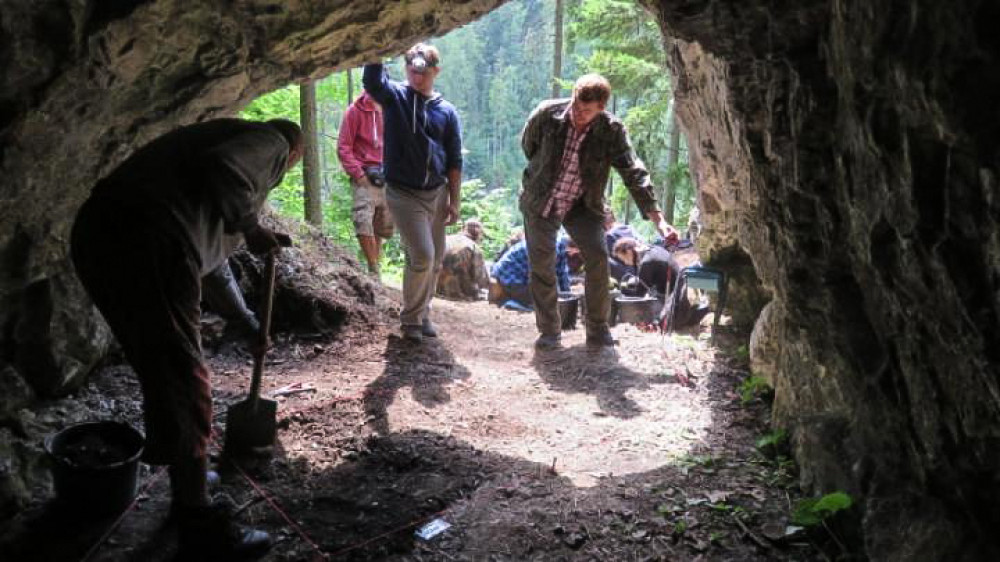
[241,0,699,278]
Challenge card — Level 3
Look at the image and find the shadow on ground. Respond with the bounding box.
[363,335,472,435]
[529,344,681,419]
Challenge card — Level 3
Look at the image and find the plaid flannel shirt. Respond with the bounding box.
[491,238,570,292]
[541,107,592,219]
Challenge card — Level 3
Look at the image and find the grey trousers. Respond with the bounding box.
[524,203,611,336]
[386,183,448,327]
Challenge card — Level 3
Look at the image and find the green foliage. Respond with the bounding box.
[237,1,692,274]
[569,0,695,228]
[755,429,787,451]
[792,492,853,527]
[449,179,520,258]
[738,375,771,404]
[242,85,305,219]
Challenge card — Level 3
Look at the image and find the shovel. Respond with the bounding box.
[223,252,278,457]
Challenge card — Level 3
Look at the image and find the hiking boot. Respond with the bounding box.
[421,318,438,338]
[534,333,562,350]
[176,499,271,560]
[586,326,617,348]
[402,324,423,343]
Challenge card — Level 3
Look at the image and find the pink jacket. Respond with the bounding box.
[337,92,383,180]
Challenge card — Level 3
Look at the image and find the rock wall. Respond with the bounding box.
[646,0,1000,559]
[0,0,505,404]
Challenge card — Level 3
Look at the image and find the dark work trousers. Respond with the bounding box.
[524,202,610,336]
[70,195,212,465]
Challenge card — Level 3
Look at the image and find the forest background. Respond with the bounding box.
[241,0,695,279]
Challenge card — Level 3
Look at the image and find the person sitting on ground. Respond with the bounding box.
[612,238,680,297]
[70,117,303,559]
[603,206,644,254]
[604,207,659,281]
[490,235,573,310]
[494,228,524,262]
[436,219,489,301]
[612,237,709,328]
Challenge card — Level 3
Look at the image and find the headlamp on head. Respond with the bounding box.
[408,53,433,74]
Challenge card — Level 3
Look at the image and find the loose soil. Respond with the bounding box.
[2,289,824,561]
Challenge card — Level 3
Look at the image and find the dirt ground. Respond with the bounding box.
[2,290,826,561]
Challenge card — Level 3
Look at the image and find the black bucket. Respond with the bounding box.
[44,421,144,515]
[558,292,579,330]
[615,295,663,325]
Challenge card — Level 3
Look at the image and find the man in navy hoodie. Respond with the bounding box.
[364,43,464,342]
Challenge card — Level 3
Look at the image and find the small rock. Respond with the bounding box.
[562,532,586,549]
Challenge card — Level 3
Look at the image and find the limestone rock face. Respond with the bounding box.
[649,0,1000,559]
[1,1,999,559]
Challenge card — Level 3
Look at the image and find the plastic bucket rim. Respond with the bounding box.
[44,421,145,471]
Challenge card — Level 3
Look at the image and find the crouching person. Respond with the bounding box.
[437,219,489,300]
[70,118,303,560]
[490,235,573,310]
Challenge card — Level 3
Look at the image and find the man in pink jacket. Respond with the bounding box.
[338,91,393,275]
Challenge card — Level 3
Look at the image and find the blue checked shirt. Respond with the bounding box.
[491,238,571,292]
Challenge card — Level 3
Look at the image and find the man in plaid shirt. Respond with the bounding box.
[519,74,677,349]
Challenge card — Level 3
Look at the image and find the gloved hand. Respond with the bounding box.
[245,226,292,255]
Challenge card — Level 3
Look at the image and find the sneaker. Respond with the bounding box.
[402,324,423,343]
[586,326,617,348]
[176,499,271,560]
[534,333,562,350]
[421,318,438,338]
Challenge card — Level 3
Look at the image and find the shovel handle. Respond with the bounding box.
[248,252,277,410]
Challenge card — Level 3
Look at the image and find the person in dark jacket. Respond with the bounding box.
[612,237,709,328]
[519,74,678,350]
[70,118,302,560]
[364,43,464,342]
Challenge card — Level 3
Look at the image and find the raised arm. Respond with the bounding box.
[362,63,393,106]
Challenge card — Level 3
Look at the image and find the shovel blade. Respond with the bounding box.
[223,398,278,457]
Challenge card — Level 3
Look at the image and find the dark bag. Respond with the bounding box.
[363,166,385,187]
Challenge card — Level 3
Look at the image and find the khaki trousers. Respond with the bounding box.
[386,184,448,327]
[523,202,611,336]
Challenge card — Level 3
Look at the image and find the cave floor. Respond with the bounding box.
[3,297,826,561]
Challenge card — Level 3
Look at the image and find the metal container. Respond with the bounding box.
[615,295,663,325]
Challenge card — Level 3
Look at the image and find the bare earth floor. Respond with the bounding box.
[2,296,823,561]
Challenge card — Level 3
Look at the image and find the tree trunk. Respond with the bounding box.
[346,68,353,105]
[300,80,323,226]
[663,105,681,224]
[551,0,563,98]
